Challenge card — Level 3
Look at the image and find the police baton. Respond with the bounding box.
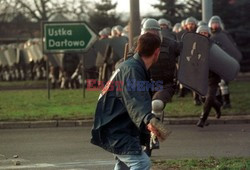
[123,43,129,61]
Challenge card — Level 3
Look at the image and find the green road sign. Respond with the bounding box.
[43,22,97,53]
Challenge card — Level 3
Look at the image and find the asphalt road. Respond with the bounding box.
[0,124,249,169]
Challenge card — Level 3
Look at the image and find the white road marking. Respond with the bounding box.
[0,160,115,169]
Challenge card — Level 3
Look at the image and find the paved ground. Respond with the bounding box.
[1,115,250,129]
[0,124,249,169]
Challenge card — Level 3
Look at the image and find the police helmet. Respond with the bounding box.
[141,18,162,41]
[99,30,106,36]
[158,18,168,25]
[181,20,186,28]
[198,21,207,27]
[142,18,161,31]
[103,27,111,36]
[158,18,171,27]
[114,25,123,35]
[173,23,182,33]
[141,18,148,27]
[196,25,210,34]
[208,15,223,28]
[186,17,197,25]
[111,26,118,37]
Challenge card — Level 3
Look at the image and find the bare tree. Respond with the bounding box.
[0,0,89,22]
[89,0,120,32]
[151,0,201,23]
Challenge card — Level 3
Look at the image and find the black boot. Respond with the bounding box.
[214,100,222,119]
[194,99,202,106]
[197,112,209,128]
[193,93,202,106]
[197,118,209,128]
[178,87,186,97]
[222,94,231,109]
[216,94,223,105]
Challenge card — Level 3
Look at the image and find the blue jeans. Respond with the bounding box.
[114,152,151,170]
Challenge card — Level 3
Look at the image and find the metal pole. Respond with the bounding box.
[46,55,50,100]
[129,0,141,49]
[202,0,213,23]
[82,54,85,98]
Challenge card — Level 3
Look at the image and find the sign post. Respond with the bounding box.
[42,21,97,99]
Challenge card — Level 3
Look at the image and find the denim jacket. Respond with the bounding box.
[91,53,155,155]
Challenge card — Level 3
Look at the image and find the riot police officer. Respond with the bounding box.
[208,16,242,109]
[176,19,188,41]
[172,23,182,34]
[196,25,222,127]
[128,18,181,156]
[158,18,176,40]
[62,52,80,89]
[185,17,198,33]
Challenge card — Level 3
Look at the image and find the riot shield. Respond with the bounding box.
[93,38,109,67]
[32,44,43,61]
[94,38,110,55]
[209,43,240,82]
[176,29,187,41]
[210,31,242,62]
[22,48,32,64]
[16,46,20,64]
[109,36,128,62]
[18,43,30,64]
[47,54,63,67]
[4,44,17,66]
[27,46,38,62]
[19,49,30,65]
[0,46,8,67]
[178,32,209,96]
[32,38,43,61]
[24,39,43,62]
[24,41,37,62]
[84,47,97,70]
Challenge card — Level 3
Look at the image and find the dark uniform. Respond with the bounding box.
[127,36,181,104]
[197,71,222,127]
[210,28,234,108]
[150,36,181,103]
[62,52,80,88]
[161,29,176,40]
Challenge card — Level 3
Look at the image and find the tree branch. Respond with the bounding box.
[18,1,41,21]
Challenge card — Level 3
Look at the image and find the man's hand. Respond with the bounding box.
[147,117,171,142]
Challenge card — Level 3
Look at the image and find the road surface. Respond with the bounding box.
[0,124,249,169]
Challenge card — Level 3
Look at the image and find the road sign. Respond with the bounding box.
[43,22,97,53]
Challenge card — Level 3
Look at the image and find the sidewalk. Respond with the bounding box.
[235,72,250,81]
[1,115,250,129]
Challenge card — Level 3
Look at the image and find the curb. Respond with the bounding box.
[0,119,93,129]
[165,115,250,125]
[0,115,250,129]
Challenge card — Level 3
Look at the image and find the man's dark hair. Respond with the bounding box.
[135,32,161,58]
